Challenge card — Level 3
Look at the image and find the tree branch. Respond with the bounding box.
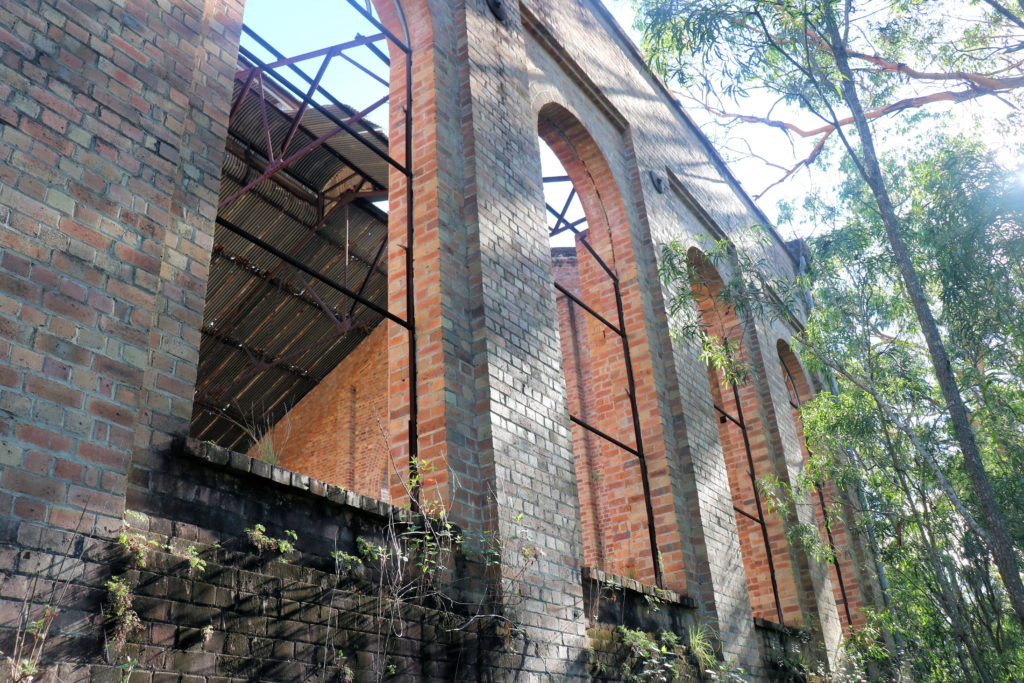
[981,0,1024,32]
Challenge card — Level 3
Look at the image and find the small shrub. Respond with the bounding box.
[330,550,361,573]
[356,536,386,563]
[117,532,152,568]
[105,576,142,653]
[178,545,206,573]
[244,524,298,559]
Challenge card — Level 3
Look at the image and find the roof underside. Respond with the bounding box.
[190,59,390,452]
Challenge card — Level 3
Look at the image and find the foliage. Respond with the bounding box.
[658,134,1024,680]
[179,545,207,573]
[797,137,1024,680]
[120,510,206,573]
[330,550,362,573]
[633,0,1024,196]
[640,0,1024,676]
[1,511,89,682]
[686,624,717,672]
[616,626,689,682]
[104,576,142,653]
[117,532,155,569]
[610,624,753,682]
[244,524,298,558]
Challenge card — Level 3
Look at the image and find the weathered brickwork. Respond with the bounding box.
[554,246,662,585]
[0,0,881,679]
[248,324,391,501]
[0,0,243,541]
[777,341,868,632]
[690,252,806,627]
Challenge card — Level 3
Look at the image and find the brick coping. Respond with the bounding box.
[184,438,699,613]
[753,616,804,636]
[582,565,696,609]
[182,437,413,523]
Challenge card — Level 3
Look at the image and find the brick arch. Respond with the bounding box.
[276,0,449,510]
[538,103,688,592]
[687,248,806,625]
[180,0,448,510]
[777,340,867,631]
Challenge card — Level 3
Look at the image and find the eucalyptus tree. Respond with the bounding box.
[635,0,1024,628]
[660,134,1024,679]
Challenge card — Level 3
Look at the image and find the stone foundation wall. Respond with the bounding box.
[3,440,489,682]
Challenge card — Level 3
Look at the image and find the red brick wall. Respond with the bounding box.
[691,252,804,624]
[0,0,243,541]
[778,342,867,631]
[248,323,391,500]
[554,243,659,582]
[541,104,688,593]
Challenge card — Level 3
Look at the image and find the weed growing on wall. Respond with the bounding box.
[340,427,544,680]
[244,524,298,558]
[104,576,142,653]
[1,510,89,681]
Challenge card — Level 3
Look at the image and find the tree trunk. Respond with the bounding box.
[823,10,1024,628]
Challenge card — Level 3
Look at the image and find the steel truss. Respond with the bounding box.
[199,0,421,504]
[545,176,664,587]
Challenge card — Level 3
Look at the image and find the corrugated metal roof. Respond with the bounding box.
[190,55,392,452]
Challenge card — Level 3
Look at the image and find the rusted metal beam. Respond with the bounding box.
[734,505,763,525]
[224,136,320,207]
[343,0,410,54]
[554,281,622,336]
[234,34,385,79]
[228,77,387,193]
[280,54,334,161]
[569,413,639,457]
[211,245,384,324]
[201,327,319,383]
[239,33,397,162]
[219,163,387,279]
[348,233,388,319]
[216,216,408,328]
[218,95,387,212]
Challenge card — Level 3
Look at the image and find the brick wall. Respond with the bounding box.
[0,0,242,543]
[3,440,485,682]
[0,0,864,677]
[553,246,657,582]
[539,101,690,596]
[690,251,806,626]
[248,324,392,502]
[778,341,867,632]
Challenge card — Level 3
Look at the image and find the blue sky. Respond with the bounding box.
[236,1,802,231]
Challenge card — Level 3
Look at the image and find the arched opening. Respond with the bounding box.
[188,0,418,506]
[688,248,803,625]
[778,340,866,631]
[539,104,684,590]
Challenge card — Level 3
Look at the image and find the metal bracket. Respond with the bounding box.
[486,0,506,22]
[649,170,665,194]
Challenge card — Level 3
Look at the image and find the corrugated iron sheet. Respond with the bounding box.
[190,54,393,451]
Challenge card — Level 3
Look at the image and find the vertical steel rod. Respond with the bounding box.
[614,279,663,587]
[731,380,785,625]
[404,41,419,511]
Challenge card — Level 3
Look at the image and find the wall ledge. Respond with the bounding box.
[582,565,696,609]
[182,437,413,524]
